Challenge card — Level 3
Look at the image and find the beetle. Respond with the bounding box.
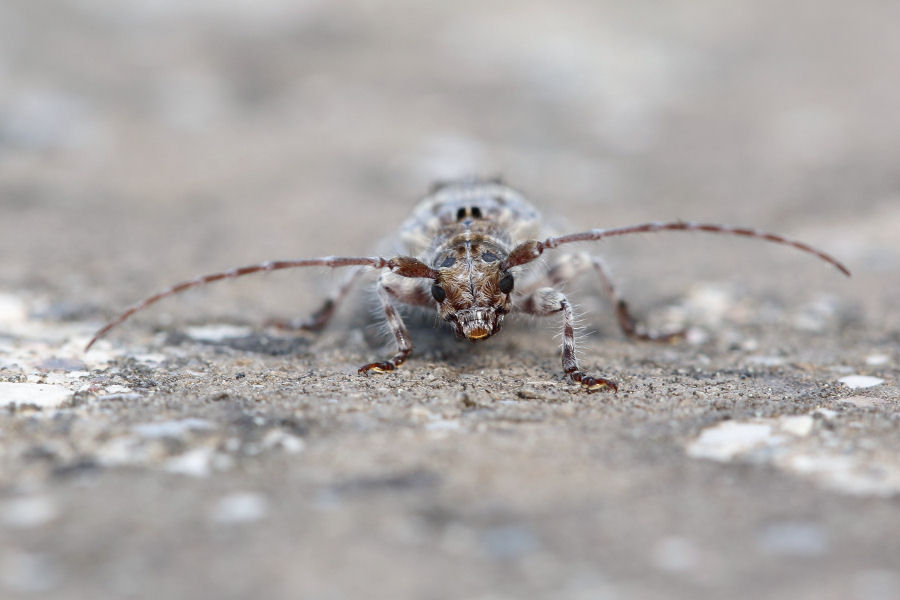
[86,180,849,391]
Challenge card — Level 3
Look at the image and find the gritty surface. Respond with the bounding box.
[1,1,899,599]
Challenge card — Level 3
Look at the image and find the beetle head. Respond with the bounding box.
[430,244,514,341]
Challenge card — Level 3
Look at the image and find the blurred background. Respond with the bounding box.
[1,3,899,599]
[1,0,897,321]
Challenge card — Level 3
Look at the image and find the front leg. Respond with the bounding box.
[358,274,430,374]
[516,287,617,392]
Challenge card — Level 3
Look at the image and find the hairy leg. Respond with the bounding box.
[533,252,683,342]
[357,274,432,374]
[515,286,617,392]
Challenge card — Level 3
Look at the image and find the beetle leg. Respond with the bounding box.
[358,274,428,374]
[515,287,617,392]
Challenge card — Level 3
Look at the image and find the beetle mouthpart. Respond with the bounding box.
[467,328,491,340]
[457,309,494,340]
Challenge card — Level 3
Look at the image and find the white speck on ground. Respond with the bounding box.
[260,429,305,454]
[784,451,900,497]
[686,421,775,461]
[0,293,28,325]
[865,354,890,366]
[163,447,216,477]
[96,384,142,401]
[104,385,133,395]
[94,436,161,468]
[210,492,269,524]
[0,383,72,409]
[425,418,462,432]
[132,418,215,439]
[681,283,735,327]
[1,495,59,529]
[813,407,838,420]
[185,324,253,342]
[778,415,815,437]
[689,412,900,497]
[839,375,885,389]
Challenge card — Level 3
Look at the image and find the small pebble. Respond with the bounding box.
[104,385,133,395]
[838,376,885,389]
[686,421,774,461]
[0,383,71,409]
[778,415,814,437]
[97,383,142,402]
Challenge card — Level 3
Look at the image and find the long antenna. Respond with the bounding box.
[506,221,850,276]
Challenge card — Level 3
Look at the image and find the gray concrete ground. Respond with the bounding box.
[1,1,898,598]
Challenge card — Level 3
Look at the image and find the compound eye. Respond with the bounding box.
[439,256,456,268]
[431,283,447,303]
[482,251,500,263]
[499,273,514,294]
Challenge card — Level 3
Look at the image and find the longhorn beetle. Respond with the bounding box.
[86,180,849,392]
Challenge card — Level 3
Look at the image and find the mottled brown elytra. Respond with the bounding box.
[87,180,849,392]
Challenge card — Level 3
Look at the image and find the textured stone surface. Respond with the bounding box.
[1,1,898,599]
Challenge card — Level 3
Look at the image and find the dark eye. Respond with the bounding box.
[499,273,514,294]
[439,256,456,268]
[431,284,447,303]
[482,251,499,263]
